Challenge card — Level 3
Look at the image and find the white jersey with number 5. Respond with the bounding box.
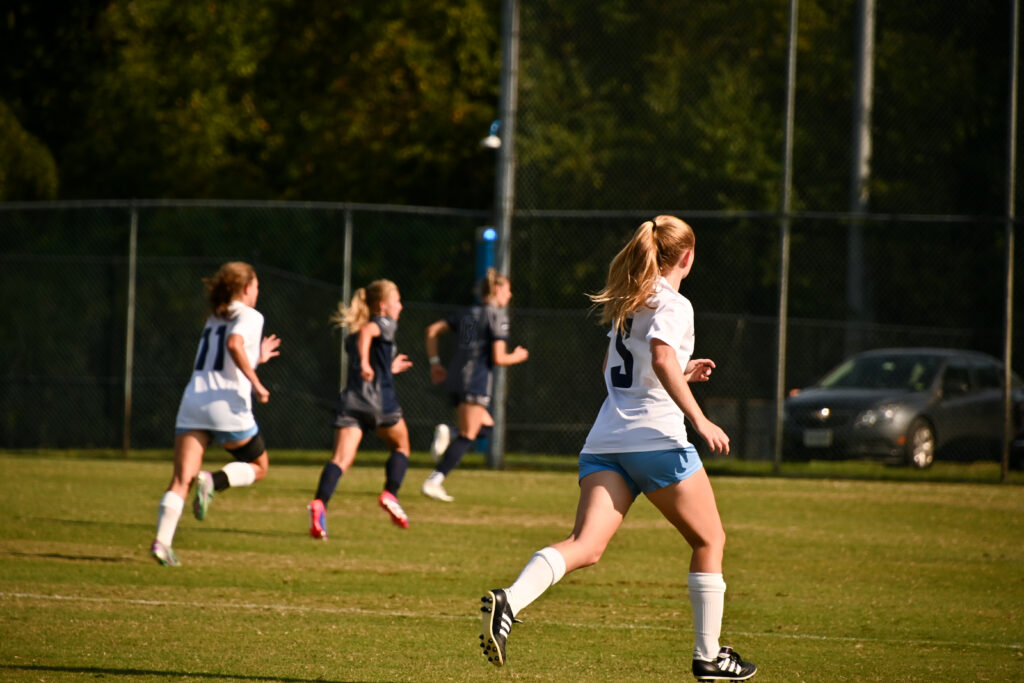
[175,300,265,432]
[581,277,695,454]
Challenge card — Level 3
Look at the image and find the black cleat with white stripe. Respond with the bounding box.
[692,646,757,681]
[479,588,521,667]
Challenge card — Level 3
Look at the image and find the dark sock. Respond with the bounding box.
[384,451,409,495]
[315,462,343,505]
[476,425,493,441]
[437,435,474,476]
[212,471,230,491]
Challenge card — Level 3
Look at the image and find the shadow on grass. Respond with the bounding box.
[1,664,357,682]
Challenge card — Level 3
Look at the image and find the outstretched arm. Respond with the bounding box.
[358,322,381,381]
[425,319,450,384]
[650,340,729,454]
[492,339,529,366]
[227,334,270,403]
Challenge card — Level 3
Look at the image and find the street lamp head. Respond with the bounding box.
[480,119,501,148]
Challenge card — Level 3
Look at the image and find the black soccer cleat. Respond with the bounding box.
[479,588,520,667]
[692,646,757,681]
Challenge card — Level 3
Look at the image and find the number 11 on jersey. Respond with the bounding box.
[195,325,227,371]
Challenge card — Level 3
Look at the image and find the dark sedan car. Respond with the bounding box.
[783,348,1022,468]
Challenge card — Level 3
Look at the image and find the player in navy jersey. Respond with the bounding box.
[308,279,414,537]
[151,261,281,567]
[421,269,529,502]
[477,218,757,681]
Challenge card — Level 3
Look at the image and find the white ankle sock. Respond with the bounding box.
[222,461,256,487]
[155,491,184,546]
[504,547,567,617]
[688,572,726,660]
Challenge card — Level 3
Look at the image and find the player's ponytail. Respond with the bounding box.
[331,279,398,332]
[204,261,256,320]
[588,216,695,332]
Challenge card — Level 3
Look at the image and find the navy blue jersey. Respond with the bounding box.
[443,304,510,397]
[338,315,400,418]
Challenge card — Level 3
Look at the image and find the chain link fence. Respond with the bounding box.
[1,203,1019,468]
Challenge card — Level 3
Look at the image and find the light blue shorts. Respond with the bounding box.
[175,425,259,446]
[578,446,703,498]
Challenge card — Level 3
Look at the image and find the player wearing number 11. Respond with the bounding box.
[478,217,756,681]
[150,262,281,567]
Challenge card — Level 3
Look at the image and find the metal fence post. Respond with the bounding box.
[1002,0,1019,482]
[122,207,138,455]
[773,0,799,474]
[340,207,353,392]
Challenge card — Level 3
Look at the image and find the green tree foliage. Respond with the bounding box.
[2,0,501,205]
[0,100,58,200]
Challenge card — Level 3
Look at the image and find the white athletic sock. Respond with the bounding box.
[426,471,445,485]
[688,572,726,660]
[504,547,567,617]
[222,461,257,487]
[155,491,185,546]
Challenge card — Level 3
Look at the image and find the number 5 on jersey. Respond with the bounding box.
[610,318,634,388]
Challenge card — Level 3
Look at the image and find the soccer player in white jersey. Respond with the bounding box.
[151,261,281,567]
[478,217,757,682]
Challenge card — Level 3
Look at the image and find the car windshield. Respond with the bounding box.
[817,354,942,391]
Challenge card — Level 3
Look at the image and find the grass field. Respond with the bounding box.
[0,449,1021,682]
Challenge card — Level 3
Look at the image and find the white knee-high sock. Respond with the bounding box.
[222,461,257,487]
[688,572,726,660]
[504,547,567,617]
[155,492,185,546]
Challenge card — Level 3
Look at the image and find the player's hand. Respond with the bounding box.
[430,364,446,385]
[685,358,715,383]
[253,381,270,404]
[391,353,413,374]
[695,417,729,455]
[513,345,530,363]
[259,334,281,364]
[361,365,375,382]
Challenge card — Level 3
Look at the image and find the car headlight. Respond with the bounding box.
[855,404,900,427]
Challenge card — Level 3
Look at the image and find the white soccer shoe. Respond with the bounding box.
[421,477,455,502]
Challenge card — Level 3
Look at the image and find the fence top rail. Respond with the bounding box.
[517,208,1009,224]
[0,200,1010,225]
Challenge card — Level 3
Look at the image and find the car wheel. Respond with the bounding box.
[906,418,935,469]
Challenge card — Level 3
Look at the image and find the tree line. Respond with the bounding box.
[2,1,1017,217]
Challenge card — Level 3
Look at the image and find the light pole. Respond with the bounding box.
[488,0,519,469]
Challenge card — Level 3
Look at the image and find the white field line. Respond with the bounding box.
[2,591,1021,652]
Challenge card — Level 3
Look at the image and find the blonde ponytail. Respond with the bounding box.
[588,216,695,332]
[330,279,398,332]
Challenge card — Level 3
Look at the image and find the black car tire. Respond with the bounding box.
[906,418,935,469]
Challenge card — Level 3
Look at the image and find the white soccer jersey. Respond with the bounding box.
[581,277,695,453]
[175,300,265,432]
